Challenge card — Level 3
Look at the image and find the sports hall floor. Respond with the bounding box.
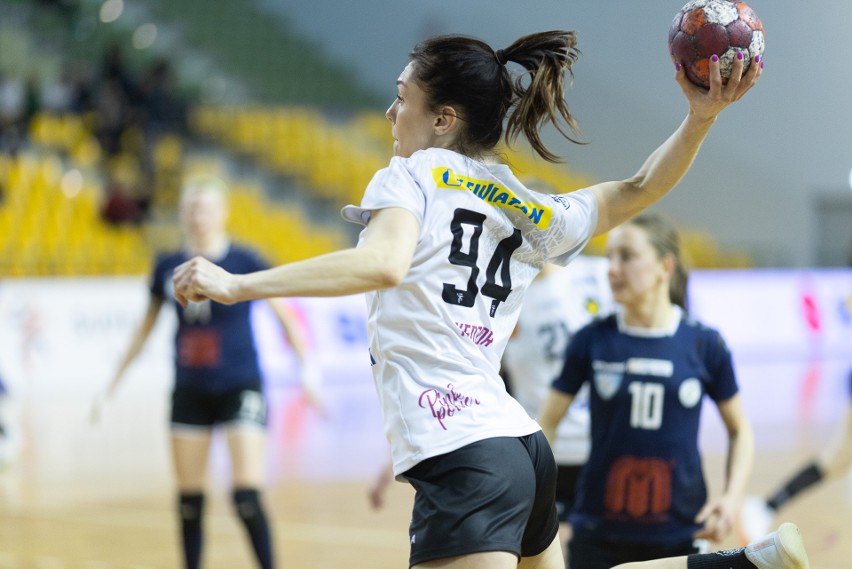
[0,381,849,569]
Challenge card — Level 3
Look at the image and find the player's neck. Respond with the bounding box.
[185,234,230,260]
[621,297,674,329]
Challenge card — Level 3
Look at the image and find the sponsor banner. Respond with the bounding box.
[0,269,849,424]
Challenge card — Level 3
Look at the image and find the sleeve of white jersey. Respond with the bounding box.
[542,188,599,266]
[340,156,426,226]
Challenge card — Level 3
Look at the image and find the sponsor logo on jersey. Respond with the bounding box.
[592,360,625,400]
[178,329,221,367]
[626,358,673,377]
[605,456,673,519]
[678,378,703,408]
[418,383,482,430]
[432,167,553,229]
[549,194,572,210]
[454,321,494,347]
[584,296,601,316]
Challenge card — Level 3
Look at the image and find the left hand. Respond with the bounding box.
[173,256,240,307]
[368,463,394,510]
[693,494,739,542]
[677,52,762,122]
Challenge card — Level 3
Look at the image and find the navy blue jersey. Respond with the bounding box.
[552,309,738,545]
[150,244,268,393]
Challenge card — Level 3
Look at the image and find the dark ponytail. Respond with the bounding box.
[409,30,582,162]
[500,31,583,162]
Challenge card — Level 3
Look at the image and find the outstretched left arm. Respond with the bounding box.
[173,207,420,306]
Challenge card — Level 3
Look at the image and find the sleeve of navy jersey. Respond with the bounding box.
[231,245,270,274]
[149,252,176,298]
[699,326,739,402]
[551,320,597,395]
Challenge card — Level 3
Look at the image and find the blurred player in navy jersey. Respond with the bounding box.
[94,175,321,569]
[540,214,755,569]
[172,31,806,569]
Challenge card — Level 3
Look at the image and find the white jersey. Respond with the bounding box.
[342,148,598,476]
[501,257,614,465]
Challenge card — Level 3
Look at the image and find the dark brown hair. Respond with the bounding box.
[409,31,582,162]
[626,213,689,310]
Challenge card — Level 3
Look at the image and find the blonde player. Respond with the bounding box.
[173,31,806,569]
[94,176,321,569]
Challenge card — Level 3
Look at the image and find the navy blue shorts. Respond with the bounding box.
[568,535,699,569]
[402,431,559,566]
[171,382,266,428]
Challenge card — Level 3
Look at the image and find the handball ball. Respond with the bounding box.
[668,0,764,88]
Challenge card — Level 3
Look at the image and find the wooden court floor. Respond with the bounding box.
[0,392,849,569]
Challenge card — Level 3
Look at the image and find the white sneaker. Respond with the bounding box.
[741,495,775,543]
[744,522,809,569]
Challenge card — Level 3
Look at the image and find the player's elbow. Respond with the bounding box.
[369,251,410,289]
[374,266,406,288]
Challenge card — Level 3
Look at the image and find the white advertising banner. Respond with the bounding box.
[0,269,850,439]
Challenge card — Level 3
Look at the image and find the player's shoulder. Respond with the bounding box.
[225,243,269,271]
[372,149,451,186]
[679,313,731,354]
[577,312,618,338]
[402,148,478,176]
[407,147,459,164]
[153,249,185,271]
[226,242,260,258]
[680,312,722,339]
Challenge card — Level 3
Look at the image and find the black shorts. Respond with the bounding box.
[568,534,699,569]
[555,464,583,522]
[402,431,559,566]
[171,383,267,428]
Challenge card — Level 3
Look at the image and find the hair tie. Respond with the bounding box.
[495,49,507,66]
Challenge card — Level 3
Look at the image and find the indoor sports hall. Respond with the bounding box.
[1,1,850,568]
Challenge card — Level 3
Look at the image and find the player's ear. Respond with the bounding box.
[661,254,676,280]
[433,106,459,136]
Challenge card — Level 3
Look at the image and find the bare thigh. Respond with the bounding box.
[412,551,517,569]
[224,423,266,488]
[411,535,565,569]
[519,536,564,569]
[170,429,212,492]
